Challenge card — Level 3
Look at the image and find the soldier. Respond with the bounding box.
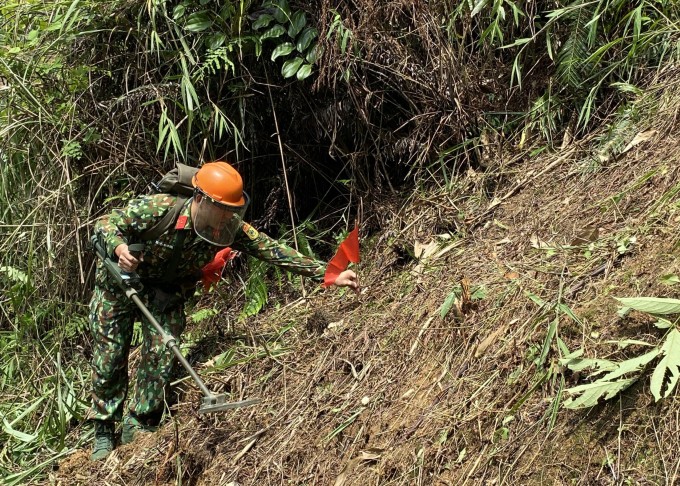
[89,161,358,460]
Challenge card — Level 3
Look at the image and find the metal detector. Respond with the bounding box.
[91,235,260,414]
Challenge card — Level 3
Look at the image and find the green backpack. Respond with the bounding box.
[140,163,198,241]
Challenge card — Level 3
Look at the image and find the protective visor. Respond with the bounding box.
[192,189,250,246]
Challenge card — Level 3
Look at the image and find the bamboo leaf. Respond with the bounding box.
[615,297,680,315]
[2,418,38,443]
[471,0,489,17]
[650,329,680,401]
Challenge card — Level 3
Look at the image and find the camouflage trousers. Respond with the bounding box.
[88,284,185,422]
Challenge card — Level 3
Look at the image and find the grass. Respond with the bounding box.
[2,0,680,484]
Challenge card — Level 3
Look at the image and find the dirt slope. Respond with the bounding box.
[52,75,680,485]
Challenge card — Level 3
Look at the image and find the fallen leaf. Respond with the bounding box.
[570,224,599,245]
[504,271,520,280]
[530,234,551,249]
[334,449,383,486]
[621,129,658,154]
[475,319,517,358]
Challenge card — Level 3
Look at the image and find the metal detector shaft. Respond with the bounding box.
[127,292,212,396]
[90,235,261,413]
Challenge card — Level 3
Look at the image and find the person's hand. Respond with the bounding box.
[114,244,142,272]
[334,269,359,294]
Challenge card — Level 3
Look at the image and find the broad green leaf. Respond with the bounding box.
[172,4,185,20]
[261,24,286,40]
[559,353,617,374]
[296,27,318,52]
[650,329,680,401]
[655,318,673,329]
[599,349,660,381]
[470,286,487,300]
[252,13,274,30]
[660,274,680,286]
[271,42,295,61]
[272,0,290,23]
[288,11,307,38]
[615,297,680,315]
[296,63,313,80]
[281,57,304,78]
[185,11,212,32]
[440,288,461,319]
[206,33,226,50]
[563,378,636,409]
[610,82,643,95]
[306,44,323,64]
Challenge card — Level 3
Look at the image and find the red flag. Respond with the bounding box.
[323,225,360,287]
[201,247,235,290]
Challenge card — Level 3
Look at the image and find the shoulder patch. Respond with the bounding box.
[175,215,188,230]
[243,223,259,240]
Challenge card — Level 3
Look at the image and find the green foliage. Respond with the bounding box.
[460,0,680,139]
[239,257,269,320]
[563,297,680,409]
[254,0,319,80]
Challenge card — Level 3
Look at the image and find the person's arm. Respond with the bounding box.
[94,194,176,271]
[231,223,358,291]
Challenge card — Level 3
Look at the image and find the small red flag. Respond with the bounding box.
[323,225,360,287]
[201,247,235,290]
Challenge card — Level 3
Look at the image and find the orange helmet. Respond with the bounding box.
[191,161,250,246]
[192,161,246,206]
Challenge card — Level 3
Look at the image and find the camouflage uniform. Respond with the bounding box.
[90,194,325,423]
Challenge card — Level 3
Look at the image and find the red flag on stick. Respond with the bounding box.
[323,224,360,287]
[201,247,236,290]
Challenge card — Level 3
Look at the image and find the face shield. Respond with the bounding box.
[192,189,250,246]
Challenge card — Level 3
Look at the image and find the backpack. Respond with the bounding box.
[140,163,198,241]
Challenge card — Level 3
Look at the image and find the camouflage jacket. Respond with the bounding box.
[93,194,326,291]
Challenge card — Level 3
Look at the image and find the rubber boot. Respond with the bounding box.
[120,413,158,445]
[90,420,115,461]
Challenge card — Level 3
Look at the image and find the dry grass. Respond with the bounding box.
[46,70,680,486]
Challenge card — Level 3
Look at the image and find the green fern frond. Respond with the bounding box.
[556,4,593,90]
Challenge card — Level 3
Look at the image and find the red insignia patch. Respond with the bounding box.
[175,215,188,230]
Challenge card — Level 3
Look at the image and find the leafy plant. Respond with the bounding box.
[253,0,319,80]
[562,297,680,409]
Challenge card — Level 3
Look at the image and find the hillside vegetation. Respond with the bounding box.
[1,1,680,484]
